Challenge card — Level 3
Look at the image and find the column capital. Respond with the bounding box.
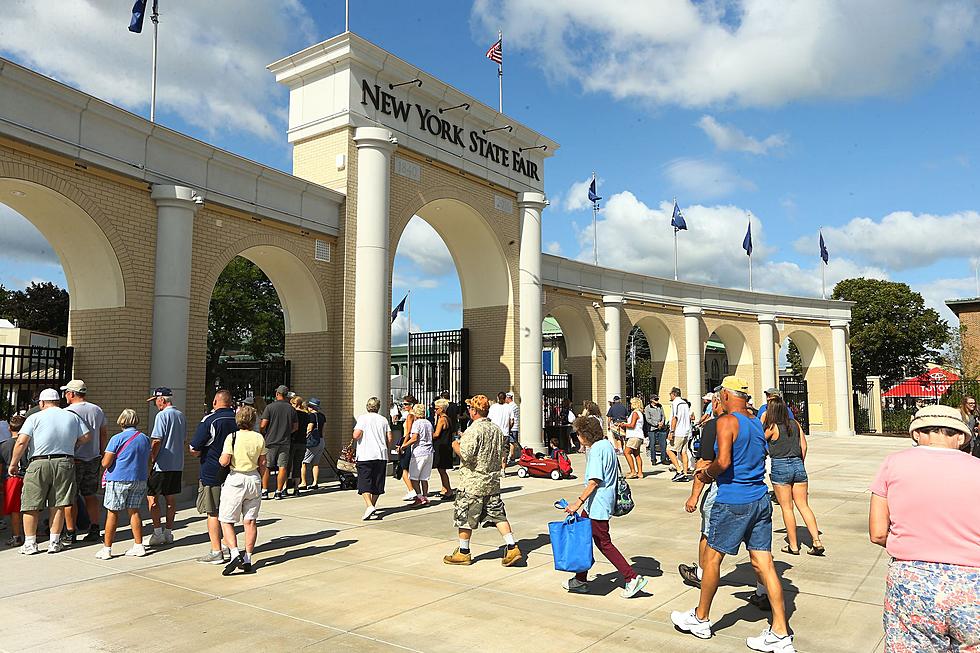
[757,314,777,325]
[150,184,201,212]
[353,126,397,152]
[830,319,850,329]
[517,191,548,211]
[602,295,624,306]
[683,306,702,317]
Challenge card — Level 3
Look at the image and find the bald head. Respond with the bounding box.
[213,390,233,408]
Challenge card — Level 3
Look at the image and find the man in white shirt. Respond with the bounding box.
[352,397,393,521]
[488,392,513,469]
[668,387,692,482]
[504,392,520,463]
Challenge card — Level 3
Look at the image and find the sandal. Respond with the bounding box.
[808,542,826,556]
[780,545,800,555]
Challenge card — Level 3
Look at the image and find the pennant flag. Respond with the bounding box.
[486,38,502,65]
[588,177,600,204]
[129,0,148,33]
[391,293,408,323]
[742,221,753,256]
[671,201,687,231]
[819,231,829,264]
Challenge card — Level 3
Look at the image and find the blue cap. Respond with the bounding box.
[308,397,321,408]
[146,387,173,401]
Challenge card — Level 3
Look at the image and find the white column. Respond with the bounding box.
[518,192,548,452]
[758,314,777,395]
[352,127,397,413]
[830,320,854,436]
[683,306,703,417]
[149,185,199,412]
[603,296,624,401]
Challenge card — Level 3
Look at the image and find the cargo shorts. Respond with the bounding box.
[452,491,507,530]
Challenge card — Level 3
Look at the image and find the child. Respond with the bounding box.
[0,415,26,546]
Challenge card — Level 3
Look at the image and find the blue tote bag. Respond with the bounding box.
[548,513,594,573]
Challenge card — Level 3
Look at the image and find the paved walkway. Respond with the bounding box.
[0,434,900,652]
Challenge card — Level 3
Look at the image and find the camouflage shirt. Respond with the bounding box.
[457,417,505,496]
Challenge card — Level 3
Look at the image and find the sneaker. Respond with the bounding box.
[47,540,66,554]
[125,543,147,557]
[748,592,772,611]
[670,608,712,639]
[562,577,589,594]
[95,546,112,560]
[678,563,701,588]
[222,547,231,562]
[501,545,523,567]
[274,492,283,501]
[746,628,795,652]
[164,530,174,545]
[413,496,426,506]
[82,526,102,543]
[362,506,376,521]
[671,472,685,482]
[261,490,269,500]
[443,547,472,565]
[61,530,76,545]
[197,550,225,565]
[147,532,168,546]
[222,554,244,576]
[19,542,40,555]
[621,575,648,598]
[402,492,418,501]
[4,535,24,547]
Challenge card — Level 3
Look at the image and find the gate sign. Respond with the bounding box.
[882,367,960,398]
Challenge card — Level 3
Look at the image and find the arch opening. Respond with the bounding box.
[627,315,679,400]
[543,305,595,405]
[779,329,829,432]
[704,325,754,394]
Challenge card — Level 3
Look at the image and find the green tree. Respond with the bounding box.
[786,340,805,379]
[207,257,284,389]
[0,281,69,335]
[831,278,949,386]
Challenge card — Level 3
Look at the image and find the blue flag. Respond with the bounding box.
[671,201,687,231]
[129,0,148,33]
[391,293,408,323]
[819,231,829,264]
[742,221,753,256]
[588,178,600,204]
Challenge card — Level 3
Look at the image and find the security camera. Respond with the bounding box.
[591,301,601,309]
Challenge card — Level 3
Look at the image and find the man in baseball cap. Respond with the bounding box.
[61,379,108,545]
[606,395,627,453]
[145,387,186,547]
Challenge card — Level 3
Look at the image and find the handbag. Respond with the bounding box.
[612,460,635,517]
[337,439,357,473]
[548,513,595,572]
[100,430,142,489]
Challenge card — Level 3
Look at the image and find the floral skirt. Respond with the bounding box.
[884,559,980,652]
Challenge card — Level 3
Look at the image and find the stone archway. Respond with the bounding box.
[706,324,755,392]
[546,304,595,404]
[632,315,680,399]
[783,329,831,433]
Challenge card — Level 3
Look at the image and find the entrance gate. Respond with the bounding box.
[543,373,572,449]
[0,344,74,416]
[779,377,810,433]
[214,358,291,403]
[408,329,469,408]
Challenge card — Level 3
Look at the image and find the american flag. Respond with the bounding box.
[486,38,502,65]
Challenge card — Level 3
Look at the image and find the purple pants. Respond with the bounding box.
[575,510,637,582]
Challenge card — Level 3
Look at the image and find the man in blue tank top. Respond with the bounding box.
[671,376,795,653]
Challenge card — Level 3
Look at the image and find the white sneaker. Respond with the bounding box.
[147,532,167,546]
[746,628,795,652]
[19,542,40,556]
[47,540,65,554]
[402,492,417,501]
[164,530,174,544]
[95,546,112,560]
[621,575,648,598]
[362,506,376,521]
[562,577,589,593]
[670,608,712,639]
[125,543,147,557]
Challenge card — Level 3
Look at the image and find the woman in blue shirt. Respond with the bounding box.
[563,415,648,599]
[96,409,151,560]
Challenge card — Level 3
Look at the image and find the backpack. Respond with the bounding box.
[612,460,635,517]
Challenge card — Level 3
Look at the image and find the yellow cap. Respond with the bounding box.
[719,375,750,393]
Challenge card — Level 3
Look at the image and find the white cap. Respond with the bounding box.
[38,388,60,402]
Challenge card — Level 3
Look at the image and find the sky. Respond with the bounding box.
[1,0,979,347]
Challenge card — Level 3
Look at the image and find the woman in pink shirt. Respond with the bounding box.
[869,405,980,652]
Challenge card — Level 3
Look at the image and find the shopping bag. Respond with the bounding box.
[548,513,594,573]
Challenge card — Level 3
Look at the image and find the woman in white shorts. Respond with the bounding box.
[217,405,267,576]
[399,403,434,506]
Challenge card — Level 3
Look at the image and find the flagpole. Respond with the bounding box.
[592,171,598,266]
[150,0,159,122]
[406,290,412,398]
[497,30,503,113]
[749,253,753,291]
[345,0,349,32]
[821,261,826,300]
[672,197,678,281]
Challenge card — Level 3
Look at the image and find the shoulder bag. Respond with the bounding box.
[100,430,143,489]
[612,459,635,517]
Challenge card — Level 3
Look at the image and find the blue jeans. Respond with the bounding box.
[770,457,808,485]
[648,429,668,463]
[707,494,772,556]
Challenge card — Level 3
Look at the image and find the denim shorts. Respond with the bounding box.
[700,483,718,537]
[707,494,772,555]
[770,457,808,485]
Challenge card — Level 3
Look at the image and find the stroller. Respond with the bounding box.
[321,445,357,491]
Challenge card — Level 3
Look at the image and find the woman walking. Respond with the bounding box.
[399,404,434,505]
[562,415,647,599]
[397,395,418,500]
[96,410,151,560]
[870,404,980,651]
[959,396,979,456]
[301,397,326,490]
[762,396,824,556]
[617,397,645,479]
[432,398,456,500]
[218,405,266,575]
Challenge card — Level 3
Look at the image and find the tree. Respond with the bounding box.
[206,257,285,389]
[0,281,69,335]
[786,340,805,379]
[831,278,949,387]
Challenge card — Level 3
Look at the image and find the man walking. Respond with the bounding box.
[671,376,795,652]
[145,387,186,546]
[504,392,520,463]
[606,395,628,453]
[61,379,108,545]
[644,395,667,466]
[259,385,297,500]
[7,388,90,555]
[668,387,692,481]
[189,389,237,564]
[444,394,522,567]
[488,392,513,469]
[353,397,392,521]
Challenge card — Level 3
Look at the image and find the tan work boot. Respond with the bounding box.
[501,545,523,567]
[443,547,472,565]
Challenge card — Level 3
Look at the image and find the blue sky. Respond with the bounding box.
[2,0,979,343]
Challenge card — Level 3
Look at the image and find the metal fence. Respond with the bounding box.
[779,377,810,433]
[214,358,291,403]
[853,379,877,433]
[880,377,980,433]
[543,373,573,427]
[407,329,469,408]
[627,374,658,402]
[0,344,74,417]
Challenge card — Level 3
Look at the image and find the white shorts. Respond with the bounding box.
[409,453,433,481]
[218,471,262,524]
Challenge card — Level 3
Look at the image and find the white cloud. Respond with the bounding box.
[563,177,597,212]
[914,275,975,324]
[0,204,61,268]
[697,116,786,155]
[395,217,456,277]
[545,241,563,255]
[391,315,423,346]
[472,1,979,108]
[0,1,315,140]
[663,158,755,200]
[795,210,980,271]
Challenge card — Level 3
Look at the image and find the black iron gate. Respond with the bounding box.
[778,377,809,433]
[853,379,876,433]
[543,373,573,425]
[0,345,74,416]
[408,329,468,408]
[214,358,291,403]
[627,375,658,401]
